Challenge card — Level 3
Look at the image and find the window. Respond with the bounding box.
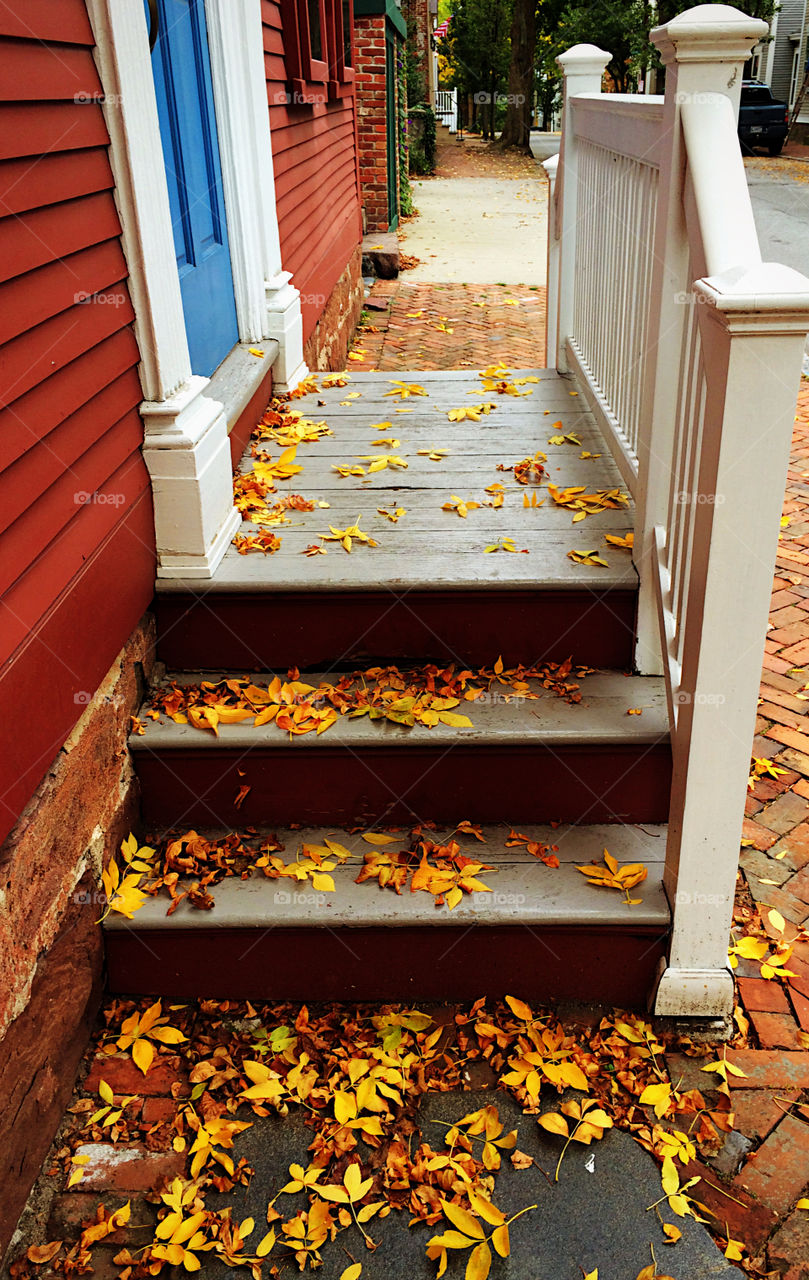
[281,0,353,103]
[790,46,800,109]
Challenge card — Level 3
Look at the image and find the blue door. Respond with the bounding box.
[149,0,239,376]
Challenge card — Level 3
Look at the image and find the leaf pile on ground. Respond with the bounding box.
[148,657,592,738]
[12,980,778,1280]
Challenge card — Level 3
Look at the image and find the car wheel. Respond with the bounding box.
[768,140,784,155]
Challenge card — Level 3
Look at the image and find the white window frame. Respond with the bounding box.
[84,0,307,578]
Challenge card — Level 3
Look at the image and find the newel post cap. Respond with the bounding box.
[556,44,611,78]
[651,4,769,65]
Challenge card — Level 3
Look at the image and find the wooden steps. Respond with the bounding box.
[154,369,638,670]
[132,670,671,829]
[116,367,673,1008]
[104,823,670,1005]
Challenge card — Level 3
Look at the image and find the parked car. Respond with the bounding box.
[738,80,790,155]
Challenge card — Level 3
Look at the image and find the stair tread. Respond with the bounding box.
[104,822,670,931]
[157,368,635,595]
[133,670,669,751]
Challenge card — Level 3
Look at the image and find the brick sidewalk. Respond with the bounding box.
[348,280,547,370]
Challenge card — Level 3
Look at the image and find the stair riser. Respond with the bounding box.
[153,589,638,671]
[105,925,668,1007]
[136,744,672,828]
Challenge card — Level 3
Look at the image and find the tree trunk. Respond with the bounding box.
[499,0,536,151]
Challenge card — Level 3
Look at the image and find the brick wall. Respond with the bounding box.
[303,243,364,370]
[0,616,156,1258]
[354,14,392,232]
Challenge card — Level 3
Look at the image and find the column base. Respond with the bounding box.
[651,961,734,1017]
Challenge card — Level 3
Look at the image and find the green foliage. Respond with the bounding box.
[408,106,437,175]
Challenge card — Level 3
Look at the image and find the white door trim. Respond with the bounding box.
[84,0,305,578]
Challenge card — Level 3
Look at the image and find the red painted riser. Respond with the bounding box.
[135,743,672,828]
[153,588,638,671]
[105,924,669,1007]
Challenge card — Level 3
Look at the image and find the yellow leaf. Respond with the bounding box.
[584,1272,598,1280]
[98,1079,114,1105]
[439,712,473,728]
[429,1231,478,1250]
[151,1026,187,1045]
[662,1223,682,1243]
[27,1243,63,1265]
[538,1112,569,1138]
[132,1038,154,1075]
[344,1161,373,1202]
[441,1200,485,1240]
[725,1238,744,1260]
[795,1198,809,1209]
[466,1241,492,1280]
[491,1224,510,1257]
[257,1230,276,1258]
[362,833,398,845]
[505,995,533,1022]
[339,1266,362,1280]
[767,908,786,934]
[467,1192,505,1226]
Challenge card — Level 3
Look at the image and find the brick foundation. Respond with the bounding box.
[303,243,364,371]
[0,616,156,1259]
[354,14,399,232]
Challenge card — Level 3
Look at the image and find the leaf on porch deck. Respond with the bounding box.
[356,454,409,472]
[384,380,428,398]
[605,533,634,551]
[567,550,609,567]
[576,849,647,904]
[512,453,547,485]
[443,495,481,518]
[418,448,450,461]
[233,531,282,555]
[447,404,494,421]
[377,507,407,523]
[320,516,379,553]
[549,485,629,522]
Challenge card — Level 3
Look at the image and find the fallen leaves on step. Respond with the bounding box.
[523,492,543,508]
[99,834,157,922]
[512,453,547,485]
[567,549,609,567]
[447,404,494,422]
[113,999,187,1075]
[303,543,328,555]
[505,830,559,868]
[443,495,481,517]
[548,485,629,523]
[371,436,401,448]
[385,381,428,399]
[484,538,527,554]
[418,448,450,461]
[233,530,282,555]
[377,506,407,522]
[321,517,379,552]
[605,533,634,551]
[576,849,648,904]
[548,430,581,447]
[356,454,409,472]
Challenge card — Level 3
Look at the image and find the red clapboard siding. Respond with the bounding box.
[263,0,361,343]
[0,0,94,45]
[0,37,100,101]
[0,16,154,842]
[0,370,143,534]
[0,245,130,346]
[0,487,155,844]
[0,102,109,160]
[0,191,121,282]
[0,328,141,473]
[0,148,113,217]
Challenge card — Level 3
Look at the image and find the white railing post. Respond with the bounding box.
[654,264,809,1017]
[633,4,768,676]
[553,45,610,373]
[543,153,559,369]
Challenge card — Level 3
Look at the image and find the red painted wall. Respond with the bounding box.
[261,0,363,342]
[0,3,156,844]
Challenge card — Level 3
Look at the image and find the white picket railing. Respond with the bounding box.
[546,10,809,1018]
[435,88,458,133]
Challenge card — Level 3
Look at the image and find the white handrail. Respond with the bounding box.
[551,6,809,1019]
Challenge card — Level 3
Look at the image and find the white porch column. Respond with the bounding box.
[654,264,809,1017]
[86,0,239,579]
[205,0,307,392]
[553,45,610,374]
[633,3,769,674]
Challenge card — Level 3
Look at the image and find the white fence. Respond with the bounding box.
[546,11,809,1018]
[435,88,458,133]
